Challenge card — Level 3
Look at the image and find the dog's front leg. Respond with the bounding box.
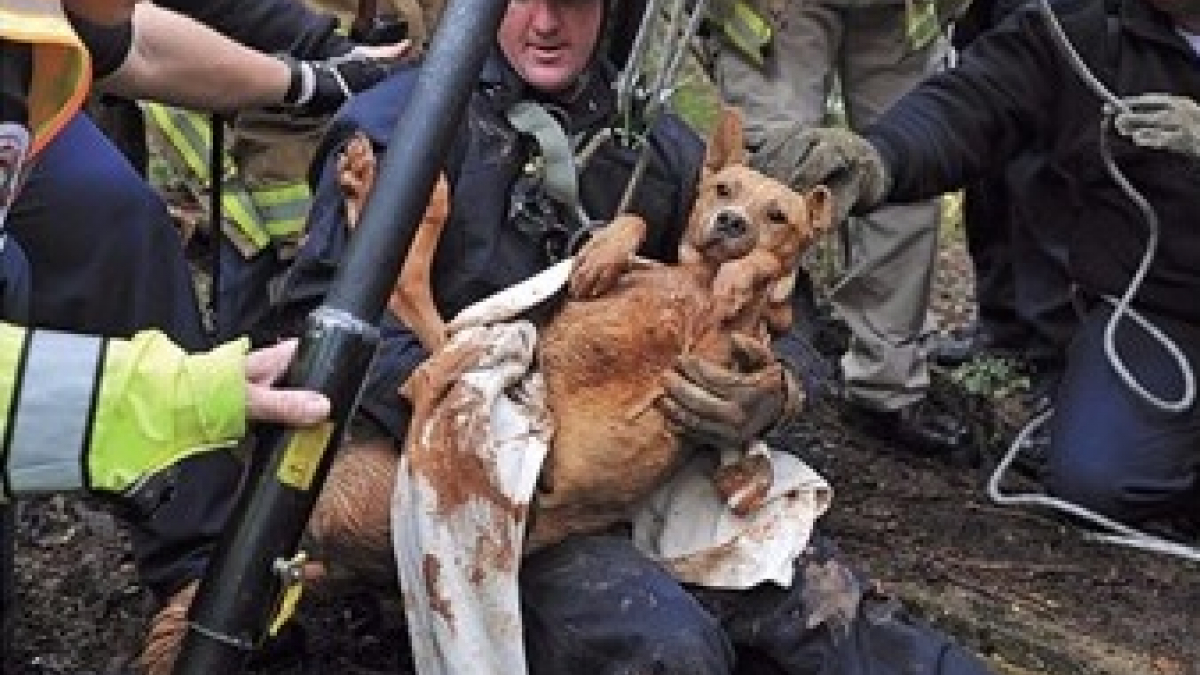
[711,251,782,325]
[568,213,647,299]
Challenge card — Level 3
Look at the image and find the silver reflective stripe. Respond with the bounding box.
[7,330,102,493]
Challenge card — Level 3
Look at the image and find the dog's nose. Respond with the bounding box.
[714,209,748,239]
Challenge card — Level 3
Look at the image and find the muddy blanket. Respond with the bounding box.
[392,318,831,675]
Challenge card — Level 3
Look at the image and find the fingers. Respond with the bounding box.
[245,339,330,426]
[730,333,774,371]
[247,386,331,427]
[350,40,413,60]
[245,339,300,385]
[660,368,743,444]
[1121,92,1174,113]
[658,394,740,447]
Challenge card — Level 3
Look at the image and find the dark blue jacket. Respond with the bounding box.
[866,0,1200,323]
[273,53,706,438]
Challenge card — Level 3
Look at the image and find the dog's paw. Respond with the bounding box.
[399,341,485,417]
[711,259,760,322]
[337,132,377,228]
[568,215,646,299]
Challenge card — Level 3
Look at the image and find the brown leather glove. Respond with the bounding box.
[659,333,804,449]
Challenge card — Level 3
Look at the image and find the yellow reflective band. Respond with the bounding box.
[221,181,272,252]
[905,0,941,51]
[277,422,335,491]
[144,103,219,186]
[253,182,310,239]
[0,323,28,499]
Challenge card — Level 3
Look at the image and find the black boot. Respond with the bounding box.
[843,397,973,458]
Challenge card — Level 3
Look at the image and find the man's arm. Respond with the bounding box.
[157,0,353,60]
[76,4,407,116]
[95,3,292,113]
[0,327,328,504]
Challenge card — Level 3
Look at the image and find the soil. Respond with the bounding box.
[4,221,1197,675]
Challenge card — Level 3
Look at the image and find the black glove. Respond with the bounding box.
[280,51,394,117]
[754,126,890,225]
[659,333,805,449]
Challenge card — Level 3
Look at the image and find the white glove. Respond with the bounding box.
[1114,93,1200,160]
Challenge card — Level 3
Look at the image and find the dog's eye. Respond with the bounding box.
[714,182,733,199]
[767,207,789,224]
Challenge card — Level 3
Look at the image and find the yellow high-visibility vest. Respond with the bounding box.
[145,103,312,258]
[0,0,91,156]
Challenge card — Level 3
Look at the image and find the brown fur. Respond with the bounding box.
[329,106,830,554]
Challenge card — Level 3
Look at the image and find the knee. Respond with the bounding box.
[522,537,734,675]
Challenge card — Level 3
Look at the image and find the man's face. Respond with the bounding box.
[498,0,605,94]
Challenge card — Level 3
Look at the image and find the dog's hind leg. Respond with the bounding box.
[390,173,451,352]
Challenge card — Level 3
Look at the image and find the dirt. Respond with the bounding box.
[4,230,1198,675]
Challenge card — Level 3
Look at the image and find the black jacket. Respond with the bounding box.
[866,0,1200,322]
[271,53,706,438]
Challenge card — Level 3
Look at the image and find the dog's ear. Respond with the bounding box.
[803,185,834,236]
[703,106,749,175]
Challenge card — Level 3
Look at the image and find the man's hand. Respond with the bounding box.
[245,339,331,426]
[658,334,803,448]
[1115,93,1200,160]
[282,41,410,117]
[754,126,890,225]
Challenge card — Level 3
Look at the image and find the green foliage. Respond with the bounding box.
[949,355,1030,401]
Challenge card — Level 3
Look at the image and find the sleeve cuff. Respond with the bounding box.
[188,337,251,444]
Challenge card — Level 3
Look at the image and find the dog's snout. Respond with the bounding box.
[714,209,748,239]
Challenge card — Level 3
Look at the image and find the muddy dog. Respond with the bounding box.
[325,106,831,556]
[139,108,831,675]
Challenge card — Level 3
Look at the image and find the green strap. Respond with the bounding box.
[506,101,581,214]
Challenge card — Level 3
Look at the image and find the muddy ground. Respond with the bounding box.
[4,234,1198,675]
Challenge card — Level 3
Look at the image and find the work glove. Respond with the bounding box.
[280,43,407,117]
[659,333,804,449]
[1114,93,1200,160]
[754,126,891,225]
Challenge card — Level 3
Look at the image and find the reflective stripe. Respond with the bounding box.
[254,183,310,239]
[145,103,310,256]
[6,330,102,493]
[0,323,28,499]
[905,0,941,50]
[144,103,215,184]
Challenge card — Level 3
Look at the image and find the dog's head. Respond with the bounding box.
[681,108,832,276]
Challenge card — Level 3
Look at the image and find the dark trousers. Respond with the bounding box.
[1047,303,1200,537]
[960,156,1077,397]
[9,113,243,600]
[520,535,994,675]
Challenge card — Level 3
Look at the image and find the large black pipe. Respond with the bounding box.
[171,0,509,671]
